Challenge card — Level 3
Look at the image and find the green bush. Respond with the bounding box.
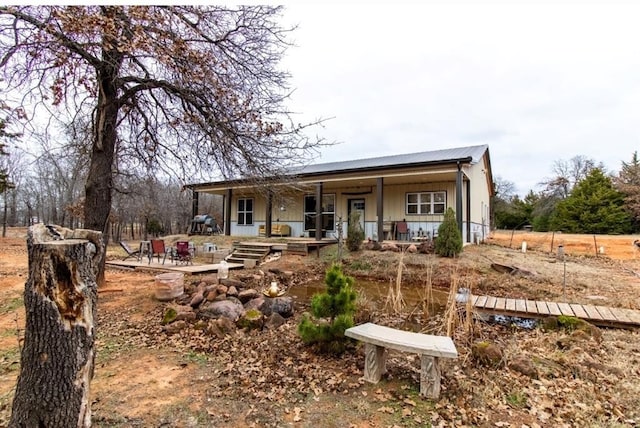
[435,207,463,257]
[346,210,364,251]
[298,264,357,354]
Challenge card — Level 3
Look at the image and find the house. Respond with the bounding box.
[185,144,494,243]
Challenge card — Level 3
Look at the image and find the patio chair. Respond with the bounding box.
[174,241,193,265]
[119,241,140,261]
[396,221,409,241]
[150,239,168,264]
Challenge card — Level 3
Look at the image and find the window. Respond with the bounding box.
[304,194,335,232]
[406,191,446,215]
[237,198,253,225]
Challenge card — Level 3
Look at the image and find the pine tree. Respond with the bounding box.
[298,264,357,354]
[614,151,640,232]
[435,207,463,257]
[551,168,632,234]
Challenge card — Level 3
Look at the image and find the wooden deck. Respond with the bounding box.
[471,294,640,328]
[105,259,244,275]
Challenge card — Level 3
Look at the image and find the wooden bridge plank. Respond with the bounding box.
[582,305,603,321]
[471,295,480,305]
[525,300,538,314]
[494,297,506,311]
[608,308,632,323]
[535,301,550,315]
[620,308,640,324]
[546,302,562,316]
[505,298,516,312]
[485,296,497,310]
[568,304,587,319]
[593,306,618,323]
[557,303,575,317]
[475,295,488,308]
[514,299,527,313]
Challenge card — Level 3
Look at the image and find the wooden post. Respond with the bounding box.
[10,224,104,428]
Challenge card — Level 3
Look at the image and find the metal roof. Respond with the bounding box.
[294,144,489,175]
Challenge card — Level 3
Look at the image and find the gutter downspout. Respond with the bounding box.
[456,162,463,235]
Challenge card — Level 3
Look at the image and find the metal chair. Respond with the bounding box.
[175,241,194,265]
[149,239,167,264]
[119,241,140,261]
[396,221,409,240]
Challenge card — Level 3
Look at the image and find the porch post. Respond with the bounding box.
[266,191,273,237]
[191,190,199,218]
[377,177,384,241]
[315,183,323,239]
[466,179,471,243]
[224,188,232,236]
[456,162,463,235]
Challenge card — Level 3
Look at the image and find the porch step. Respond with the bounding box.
[226,243,271,264]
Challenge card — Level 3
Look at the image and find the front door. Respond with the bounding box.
[348,199,365,234]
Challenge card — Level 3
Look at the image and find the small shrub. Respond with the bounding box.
[346,210,364,251]
[435,207,463,257]
[298,264,357,354]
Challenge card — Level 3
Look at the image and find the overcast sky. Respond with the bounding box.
[279,2,640,197]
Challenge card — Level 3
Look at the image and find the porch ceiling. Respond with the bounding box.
[195,168,461,195]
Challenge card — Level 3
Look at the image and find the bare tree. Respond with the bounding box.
[0,5,326,273]
[539,155,603,199]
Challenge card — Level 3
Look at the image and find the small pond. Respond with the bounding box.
[288,278,451,313]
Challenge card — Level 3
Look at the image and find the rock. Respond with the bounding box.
[406,244,417,253]
[201,274,218,285]
[245,296,266,311]
[264,312,286,330]
[204,286,218,301]
[364,240,382,251]
[238,289,261,303]
[163,305,195,324]
[163,320,187,335]
[219,278,244,289]
[259,296,294,318]
[199,300,246,321]
[509,355,538,379]
[471,341,503,367]
[541,316,559,331]
[417,242,434,253]
[190,291,205,308]
[237,308,264,331]
[227,285,239,297]
[206,317,236,338]
[381,242,400,252]
[216,285,228,294]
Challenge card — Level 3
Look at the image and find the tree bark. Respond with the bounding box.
[10,224,104,428]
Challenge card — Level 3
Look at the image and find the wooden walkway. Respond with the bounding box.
[471,295,640,328]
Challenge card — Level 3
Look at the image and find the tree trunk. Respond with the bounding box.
[10,224,104,428]
[84,46,121,286]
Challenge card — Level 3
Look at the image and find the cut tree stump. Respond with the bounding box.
[10,224,104,428]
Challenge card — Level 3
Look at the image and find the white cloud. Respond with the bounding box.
[281,2,640,196]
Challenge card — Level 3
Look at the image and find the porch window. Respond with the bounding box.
[237,198,253,225]
[406,191,446,215]
[304,194,335,232]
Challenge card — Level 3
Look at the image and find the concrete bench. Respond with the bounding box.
[345,323,458,399]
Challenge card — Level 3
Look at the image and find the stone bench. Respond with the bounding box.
[345,322,458,399]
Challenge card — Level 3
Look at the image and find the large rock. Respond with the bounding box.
[238,288,261,303]
[206,317,236,338]
[471,340,504,367]
[509,355,538,379]
[264,312,286,330]
[259,296,294,318]
[199,300,245,321]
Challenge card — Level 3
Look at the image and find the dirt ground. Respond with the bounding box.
[1,228,640,427]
